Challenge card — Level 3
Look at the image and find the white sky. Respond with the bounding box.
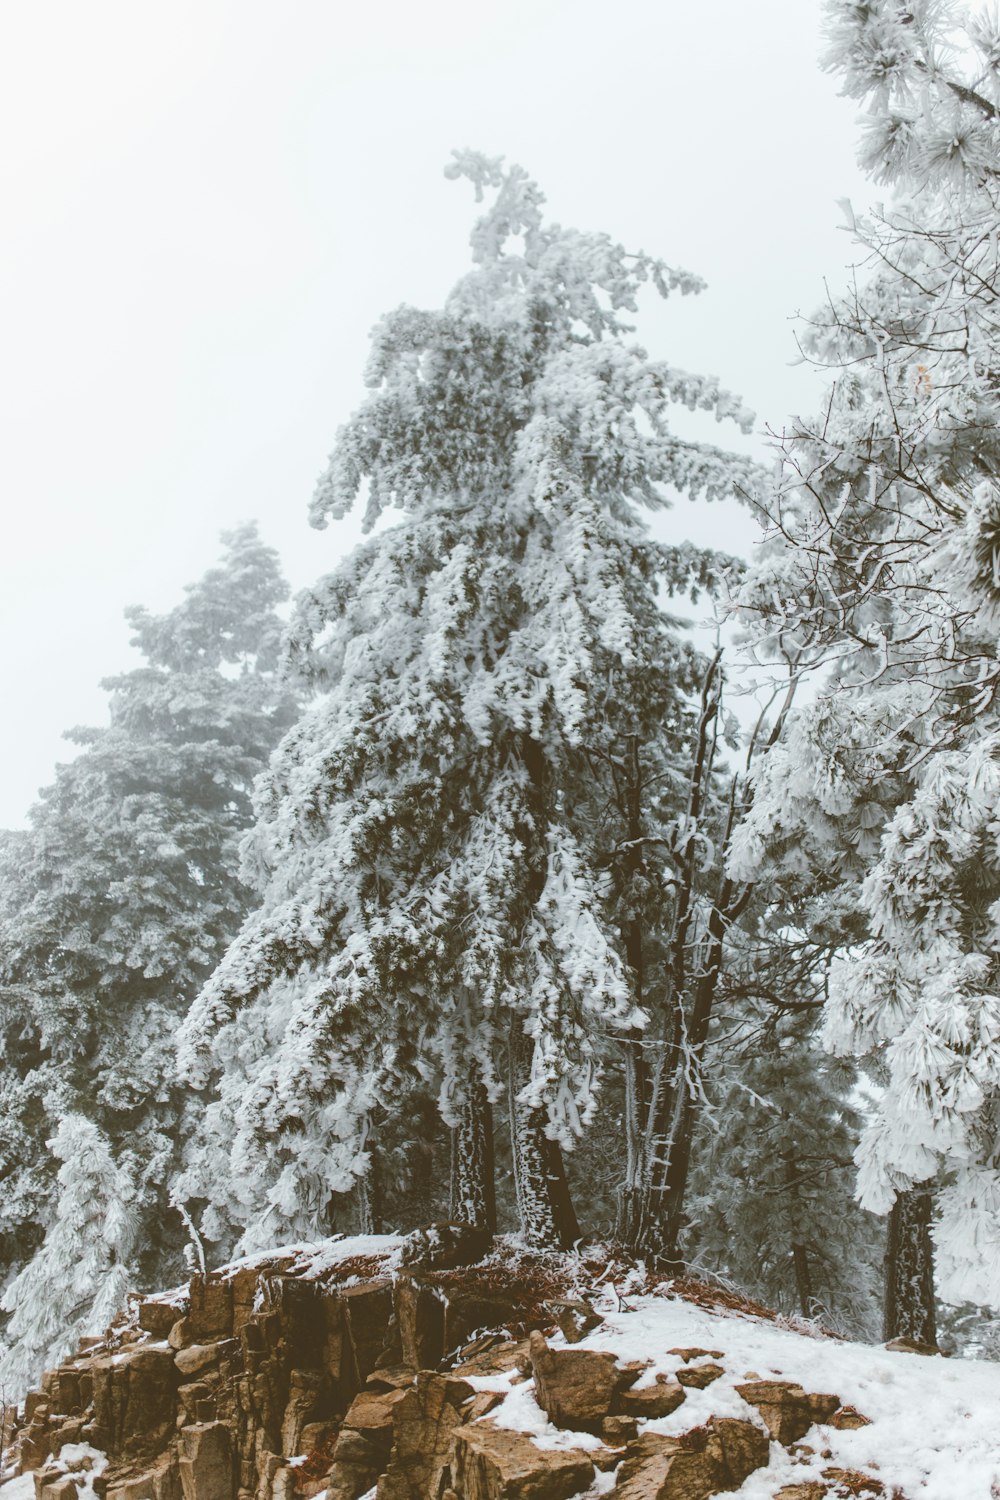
[0,0,873,830]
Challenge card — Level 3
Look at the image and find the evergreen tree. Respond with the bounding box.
[730,0,1000,1314]
[180,153,757,1251]
[0,1116,136,1396]
[0,525,297,1337]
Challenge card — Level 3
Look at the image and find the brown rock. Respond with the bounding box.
[397,1222,492,1271]
[187,1275,234,1343]
[463,1391,505,1422]
[612,1419,767,1500]
[451,1340,530,1381]
[280,1369,322,1459]
[528,1331,620,1431]
[366,1364,417,1393]
[326,1424,383,1500]
[56,1369,85,1414]
[666,1349,724,1363]
[394,1275,445,1373]
[138,1301,185,1339]
[735,1380,835,1446]
[443,1292,526,1357]
[601,1415,639,1446]
[829,1406,872,1431]
[775,1487,827,1500]
[338,1280,393,1385]
[452,1421,595,1500]
[822,1468,886,1495]
[547,1300,603,1344]
[618,1381,686,1419]
[613,1442,719,1500]
[375,1370,470,1500]
[168,1320,191,1352]
[24,1393,49,1424]
[174,1345,223,1380]
[807,1393,842,1424]
[178,1422,234,1500]
[177,1383,212,1423]
[614,1360,652,1392]
[19,1433,53,1472]
[341,1388,410,1452]
[91,1347,178,1459]
[675,1364,723,1390]
[103,1450,182,1500]
[37,1479,80,1500]
[710,1417,770,1488]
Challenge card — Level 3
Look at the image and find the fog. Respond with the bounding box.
[0,0,871,828]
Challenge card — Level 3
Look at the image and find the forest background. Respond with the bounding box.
[4,0,1000,1398]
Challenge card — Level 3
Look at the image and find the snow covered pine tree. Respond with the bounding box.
[730,0,1000,1328]
[0,525,297,1379]
[180,154,757,1252]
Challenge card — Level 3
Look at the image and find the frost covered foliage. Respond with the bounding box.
[730,0,1000,1305]
[0,525,297,1329]
[0,1116,136,1394]
[823,0,1000,191]
[686,1008,883,1339]
[180,154,755,1250]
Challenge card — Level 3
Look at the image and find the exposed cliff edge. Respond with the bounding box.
[2,1230,998,1500]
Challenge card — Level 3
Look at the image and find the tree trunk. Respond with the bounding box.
[884,1188,936,1344]
[792,1242,815,1321]
[508,1021,579,1249]
[616,734,653,1246]
[450,1071,497,1233]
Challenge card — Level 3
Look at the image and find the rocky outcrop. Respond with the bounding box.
[11,1234,890,1500]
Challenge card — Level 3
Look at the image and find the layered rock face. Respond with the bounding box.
[11,1236,887,1500]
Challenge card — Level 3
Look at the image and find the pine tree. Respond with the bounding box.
[0,1116,136,1396]
[730,0,1000,1312]
[179,153,757,1251]
[0,524,297,1328]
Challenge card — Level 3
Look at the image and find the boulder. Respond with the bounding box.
[601,1415,639,1446]
[547,1300,602,1345]
[280,1368,322,1458]
[375,1371,470,1500]
[821,1468,885,1495]
[734,1381,838,1445]
[675,1364,723,1390]
[174,1345,222,1381]
[666,1349,724,1363]
[451,1422,595,1500]
[91,1347,178,1458]
[397,1223,492,1271]
[710,1418,770,1488]
[102,1451,181,1500]
[339,1388,410,1457]
[618,1381,686,1419]
[828,1406,872,1431]
[451,1340,530,1381]
[35,1479,80,1500]
[137,1301,185,1339]
[611,1418,768,1500]
[187,1276,234,1343]
[178,1421,233,1500]
[528,1331,622,1431]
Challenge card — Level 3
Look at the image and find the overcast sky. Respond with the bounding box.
[0,0,874,830]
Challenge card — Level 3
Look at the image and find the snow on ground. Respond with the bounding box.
[478,1285,1000,1498]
